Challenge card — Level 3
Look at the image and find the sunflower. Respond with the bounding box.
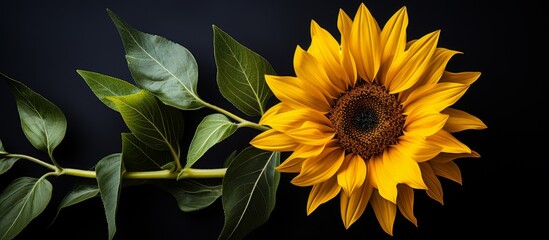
[250,3,486,235]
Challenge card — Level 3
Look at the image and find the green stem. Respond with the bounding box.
[8,153,227,180]
[199,100,269,131]
[60,168,226,179]
[7,154,57,171]
[178,168,227,178]
[237,121,270,131]
[170,145,182,172]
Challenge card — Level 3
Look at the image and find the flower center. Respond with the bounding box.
[327,82,405,160]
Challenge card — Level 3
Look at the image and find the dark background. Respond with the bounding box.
[0,0,532,239]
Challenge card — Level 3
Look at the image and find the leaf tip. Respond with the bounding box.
[75,69,86,76]
[0,72,15,83]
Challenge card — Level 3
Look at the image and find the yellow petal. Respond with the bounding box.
[371,190,397,236]
[286,121,335,146]
[402,82,469,115]
[338,8,352,42]
[250,129,298,152]
[430,160,462,185]
[430,151,480,163]
[294,46,339,101]
[340,180,373,229]
[309,20,348,92]
[338,9,358,87]
[350,3,381,82]
[378,6,408,85]
[400,48,461,100]
[427,130,471,154]
[396,184,417,226]
[291,147,345,186]
[286,143,327,161]
[368,154,397,203]
[262,108,332,132]
[439,71,481,85]
[442,108,487,132]
[337,153,367,196]
[404,110,449,137]
[419,162,444,204]
[385,30,440,94]
[259,102,292,125]
[397,135,442,162]
[307,177,341,215]
[265,75,331,113]
[384,146,427,190]
[277,140,332,173]
[275,156,305,173]
[419,48,461,86]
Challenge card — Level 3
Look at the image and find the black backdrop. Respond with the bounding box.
[0,0,532,239]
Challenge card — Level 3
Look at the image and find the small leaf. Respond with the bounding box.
[0,176,53,240]
[96,153,124,240]
[107,9,203,110]
[219,147,280,240]
[186,114,237,168]
[161,162,176,172]
[0,158,19,176]
[122,133,172,171]
[109,90,183,155]
[0,140,19,175]
[52,179,99,224]
[154,179,222,212]
[2,73,67,158]
[77,70,141,112]
[57,179,99,211]
[213,25,276,116]
[0,139,6,155]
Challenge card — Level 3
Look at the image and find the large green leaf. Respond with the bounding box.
[213,25,275,116]
[2,74,67,159]
[0,140,19,175]
[77,70,140,112]
[107,9,203,110]
[122,133,172,171]
[0,176,53,240]
[95,153,124,240]
[109,90,183,159]
[219,147,280,240]
[154,179,222,212]
[186,114,237,169]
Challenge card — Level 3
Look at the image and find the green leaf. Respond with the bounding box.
[77,70,140,112]
[154,179,222,212]
[1,73,67,158]
[0,176,53,240]
[219,147,280,240]
[109,90,183,156]
[96,153,124,240]
[58,179,99,211]
[52,179,99,224]
[186,114,237,168]
[122,133,172,171]
[0,140,19,175]
[213,25,276,116]
[107,9,203,110]
[0,158,18,176]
